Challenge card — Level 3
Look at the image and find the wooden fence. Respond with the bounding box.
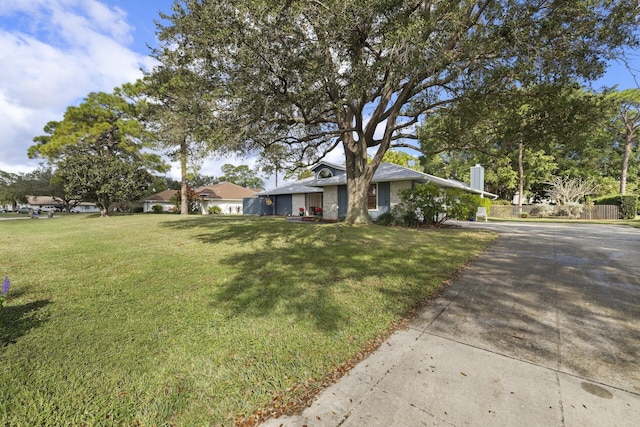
[490,205,620,220]
[580,205,620,220]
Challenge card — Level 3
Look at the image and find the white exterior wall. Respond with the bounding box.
[201,199,244,214]
[145,199,246,214]
[292,194,306,215]
[73,204,100,213]
[144,201,175,212]
[323,186,339,220]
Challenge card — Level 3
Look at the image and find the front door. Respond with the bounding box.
[306,193,323,215]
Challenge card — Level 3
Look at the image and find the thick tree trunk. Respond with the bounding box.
[180,140,189,215]
[620,133,632,195]
[345,173,372,224]
[344,139,373,225]
[98,197,109,217]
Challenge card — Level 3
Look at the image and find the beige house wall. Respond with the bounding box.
[390,181,412,211]
[323,186,339,220]
[292,194,306,215]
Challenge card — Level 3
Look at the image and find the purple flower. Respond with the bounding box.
[2,277,9,296]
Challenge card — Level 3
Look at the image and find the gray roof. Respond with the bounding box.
[256,162,498,199]
[255,177,323,196]
[310,160,346,172]
[308,162,431,186]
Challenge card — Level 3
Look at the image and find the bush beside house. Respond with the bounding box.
[620,195,639,219]
[379,183,492,227]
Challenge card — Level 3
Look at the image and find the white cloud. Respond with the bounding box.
[0,0,155,174]
[0,32,86,109]
[78,1,131,44]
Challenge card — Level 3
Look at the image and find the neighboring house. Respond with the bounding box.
[142,189,179,213]
[25,196,64,211]
[246,162,498,221]
[143,183,259,214]
[25,196,100,213]
[70,202,101,213]
[197,182,259,214]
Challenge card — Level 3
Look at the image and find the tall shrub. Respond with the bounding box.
[397,183,444,226]
[395,183,488,226]
[593,195,621,205]
[620,195,638,219]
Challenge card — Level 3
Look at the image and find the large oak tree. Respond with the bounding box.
[156,0,638,224]
[55,141,154,217]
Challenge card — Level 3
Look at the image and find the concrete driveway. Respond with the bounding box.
[262,222,640,426]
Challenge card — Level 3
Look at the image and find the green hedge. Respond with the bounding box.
[593,195,621,205]
[620,195,638,220]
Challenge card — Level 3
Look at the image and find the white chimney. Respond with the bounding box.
[470,164,484,193]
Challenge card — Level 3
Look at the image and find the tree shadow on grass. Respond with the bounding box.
[1,300,51,350]
[161,217,386,333]
[161,216,311,245]
[212,247,348,333]
[161,217,452,334]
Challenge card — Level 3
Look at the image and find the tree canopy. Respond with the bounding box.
[382,149,421,171]
[419,83,610,202]
[219,164,264,189]
[605,89,640,195]
[55,141,154,217]
[156,0,638,224]
[30,85,157,164]
[0,170,27,209]
[30,85,167,216]
[140,65,227,214]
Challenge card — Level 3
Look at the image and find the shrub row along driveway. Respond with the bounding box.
[264,222,640,426]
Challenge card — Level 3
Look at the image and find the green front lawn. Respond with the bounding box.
[0,215,495,426]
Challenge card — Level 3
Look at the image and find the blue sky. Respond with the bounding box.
[0,0,173,175]
[0,0,638,182]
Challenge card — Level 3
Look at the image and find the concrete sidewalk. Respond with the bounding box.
[262,222,640,426]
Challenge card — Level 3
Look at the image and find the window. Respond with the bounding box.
[367,184,377,210]
[317,168,333,179]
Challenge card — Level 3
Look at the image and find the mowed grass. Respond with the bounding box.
[0,215,495,426]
